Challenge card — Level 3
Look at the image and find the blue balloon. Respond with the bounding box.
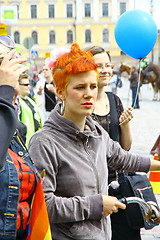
[114,10,158,59]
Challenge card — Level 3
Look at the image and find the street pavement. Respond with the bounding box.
[114,77,160,239]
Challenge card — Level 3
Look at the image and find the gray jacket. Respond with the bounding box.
[129,71,139,88]
[28,103,150,240]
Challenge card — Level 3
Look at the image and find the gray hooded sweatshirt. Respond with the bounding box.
[28,102,150,240]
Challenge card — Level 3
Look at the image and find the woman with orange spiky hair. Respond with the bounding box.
[53,43,99,91]
[29,43,157,240]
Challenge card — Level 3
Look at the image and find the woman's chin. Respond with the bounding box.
[82,109,93,117]
[99,78,110,87]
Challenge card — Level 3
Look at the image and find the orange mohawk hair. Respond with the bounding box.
[53,43,98,91]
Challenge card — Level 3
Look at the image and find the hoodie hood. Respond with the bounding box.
[43,102,102,141]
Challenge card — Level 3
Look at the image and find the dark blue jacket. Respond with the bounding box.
[0,86,36,239]
[0,85,17,169]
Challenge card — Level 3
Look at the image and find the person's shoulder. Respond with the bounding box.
[106,91,122,103]
[108,92,124,112]
[19,96,25,104]
[31,124,59,140]
[105,91,113,97]
[29,128,50,147]
[26,96,35,102]
[113,93,122,102]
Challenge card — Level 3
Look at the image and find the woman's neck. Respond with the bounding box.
[97,86,106,100]
[63,112,86,131]
[94,87,110,115]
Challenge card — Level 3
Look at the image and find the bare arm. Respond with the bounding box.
[150,159,160,171]
[37,85,44,95]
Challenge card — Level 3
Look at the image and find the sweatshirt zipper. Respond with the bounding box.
[82,138,101,193]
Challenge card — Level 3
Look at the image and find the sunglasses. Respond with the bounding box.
[19,83,30,86]
[0,35,15,49]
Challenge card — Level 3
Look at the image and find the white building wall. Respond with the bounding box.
[93,0,99,22]
[76,0,82,23]
[111,0,118,21]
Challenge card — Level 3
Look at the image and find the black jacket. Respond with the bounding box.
[0,85,18,168]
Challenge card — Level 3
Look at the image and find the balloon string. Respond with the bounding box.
[119,59,142,126]
[132,59,142,109]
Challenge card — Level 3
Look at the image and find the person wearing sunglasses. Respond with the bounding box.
[0,37,38,240]
[18,71,43,147]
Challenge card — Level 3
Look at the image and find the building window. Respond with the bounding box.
[67,30,73,43]
[120,2,126,15]
[31,5,37,19]
[66,4,73,18]
[14,31,20,44]
[102,2,109,17]
[49,4,55,18]
[32,31,38,44]
[85,29,91,43]
[84,3,91,17]
[103,29,109,43]
[16,5,19,19]
[49,31,55,44]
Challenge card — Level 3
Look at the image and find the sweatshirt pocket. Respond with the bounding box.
[69,220,105,239]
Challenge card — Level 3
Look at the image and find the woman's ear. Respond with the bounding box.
[56,89,65,101]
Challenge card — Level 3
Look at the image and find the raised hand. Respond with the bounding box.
[0,50,29,88]
[119,107,133,125]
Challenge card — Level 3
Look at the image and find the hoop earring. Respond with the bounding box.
[60,100,64,115]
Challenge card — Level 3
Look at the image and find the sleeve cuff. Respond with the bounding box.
[138,156,150,173]
[89,194,103,220]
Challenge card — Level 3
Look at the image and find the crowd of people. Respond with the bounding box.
[1,34,159,240]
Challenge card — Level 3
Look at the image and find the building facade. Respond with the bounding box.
[0,0,159,64]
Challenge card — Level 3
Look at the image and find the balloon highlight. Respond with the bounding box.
[114,10,158,59]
